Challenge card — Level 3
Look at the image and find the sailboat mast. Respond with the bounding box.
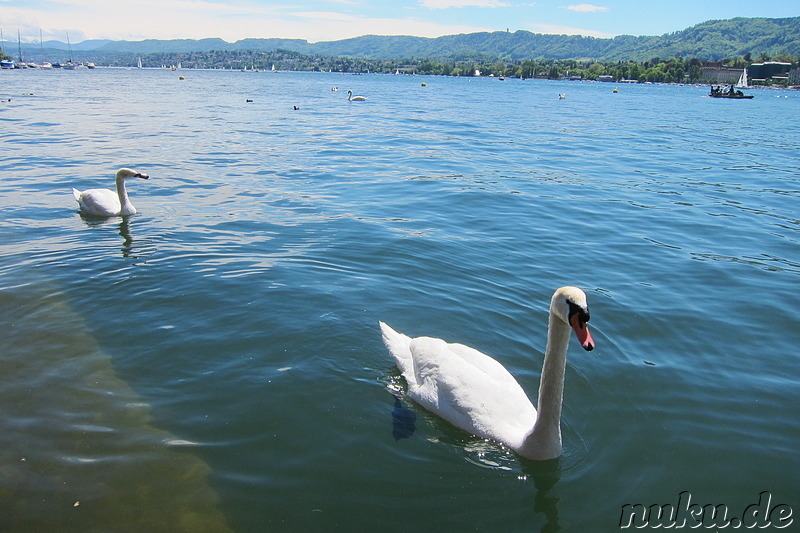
[18,29,23,63]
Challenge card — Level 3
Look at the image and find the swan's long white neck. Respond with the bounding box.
[520,310,571,460]
[116,175,134,214]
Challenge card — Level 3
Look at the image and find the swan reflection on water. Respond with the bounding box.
[77,213,144,259]
[528,460,562,533]
[388,389,563,533]
[390,393,417,441]
[118,217,134,257]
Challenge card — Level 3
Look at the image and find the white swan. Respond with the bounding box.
[347,90,367,102]
[72,168,149,217]
[380,286,595,461]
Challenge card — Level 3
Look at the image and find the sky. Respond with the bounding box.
[1,0,797,45]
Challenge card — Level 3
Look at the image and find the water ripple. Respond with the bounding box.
[0,69,798,532]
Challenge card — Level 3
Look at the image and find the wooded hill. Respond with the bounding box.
[12,16,800,63]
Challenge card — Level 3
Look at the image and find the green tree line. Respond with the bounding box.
[126,49,798,84]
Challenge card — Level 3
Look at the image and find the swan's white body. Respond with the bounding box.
[347,90,367,102]
[72,168,149,216]
[381,286,595,461]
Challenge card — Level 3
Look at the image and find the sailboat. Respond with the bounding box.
[735,68,748,88]
[62,31,78,69]
[0,29,12,68]
[16,30,29,68]
[137,57,142,69]
[39,29,53,69]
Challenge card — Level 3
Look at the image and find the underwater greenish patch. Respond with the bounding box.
[0,277,231,533]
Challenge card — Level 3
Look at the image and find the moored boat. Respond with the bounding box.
[62,31,78,70]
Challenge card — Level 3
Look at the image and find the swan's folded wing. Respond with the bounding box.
[409,337,536,445]
[447,342,515,379]
[404,336,449,409]
[76,189,120,215]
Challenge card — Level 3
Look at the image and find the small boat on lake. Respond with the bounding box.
[709,85,753,99]
[62,31,79,70]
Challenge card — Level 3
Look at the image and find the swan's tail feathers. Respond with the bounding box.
[380,322,415,379]
[72,188,82,202]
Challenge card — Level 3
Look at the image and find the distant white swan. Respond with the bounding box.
[72,168,150,216]
[347,90,367,102]
[380,286,595,461]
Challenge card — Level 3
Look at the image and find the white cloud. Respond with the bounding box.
[2,1,494,43]
[291,11,361,22]
[4,0,284,41]
[289,13,492,41]
[566,4,609,13]
[420,0,510,9]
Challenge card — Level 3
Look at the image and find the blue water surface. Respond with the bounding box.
[1,68,798,532]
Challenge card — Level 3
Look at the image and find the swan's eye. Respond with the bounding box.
[567,300,590,324]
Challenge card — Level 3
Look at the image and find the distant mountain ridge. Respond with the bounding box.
[38,39,113,51]
[12,16,800,62]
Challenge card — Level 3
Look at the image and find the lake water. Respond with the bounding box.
[1,68,798,532]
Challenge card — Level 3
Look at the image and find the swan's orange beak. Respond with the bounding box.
[569,313,595,351]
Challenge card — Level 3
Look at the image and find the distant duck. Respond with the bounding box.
[347,90,367,102]
[558,94,566,99]
[72,168,149,217]
[331,87,338,91]
[293,105,300,110]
